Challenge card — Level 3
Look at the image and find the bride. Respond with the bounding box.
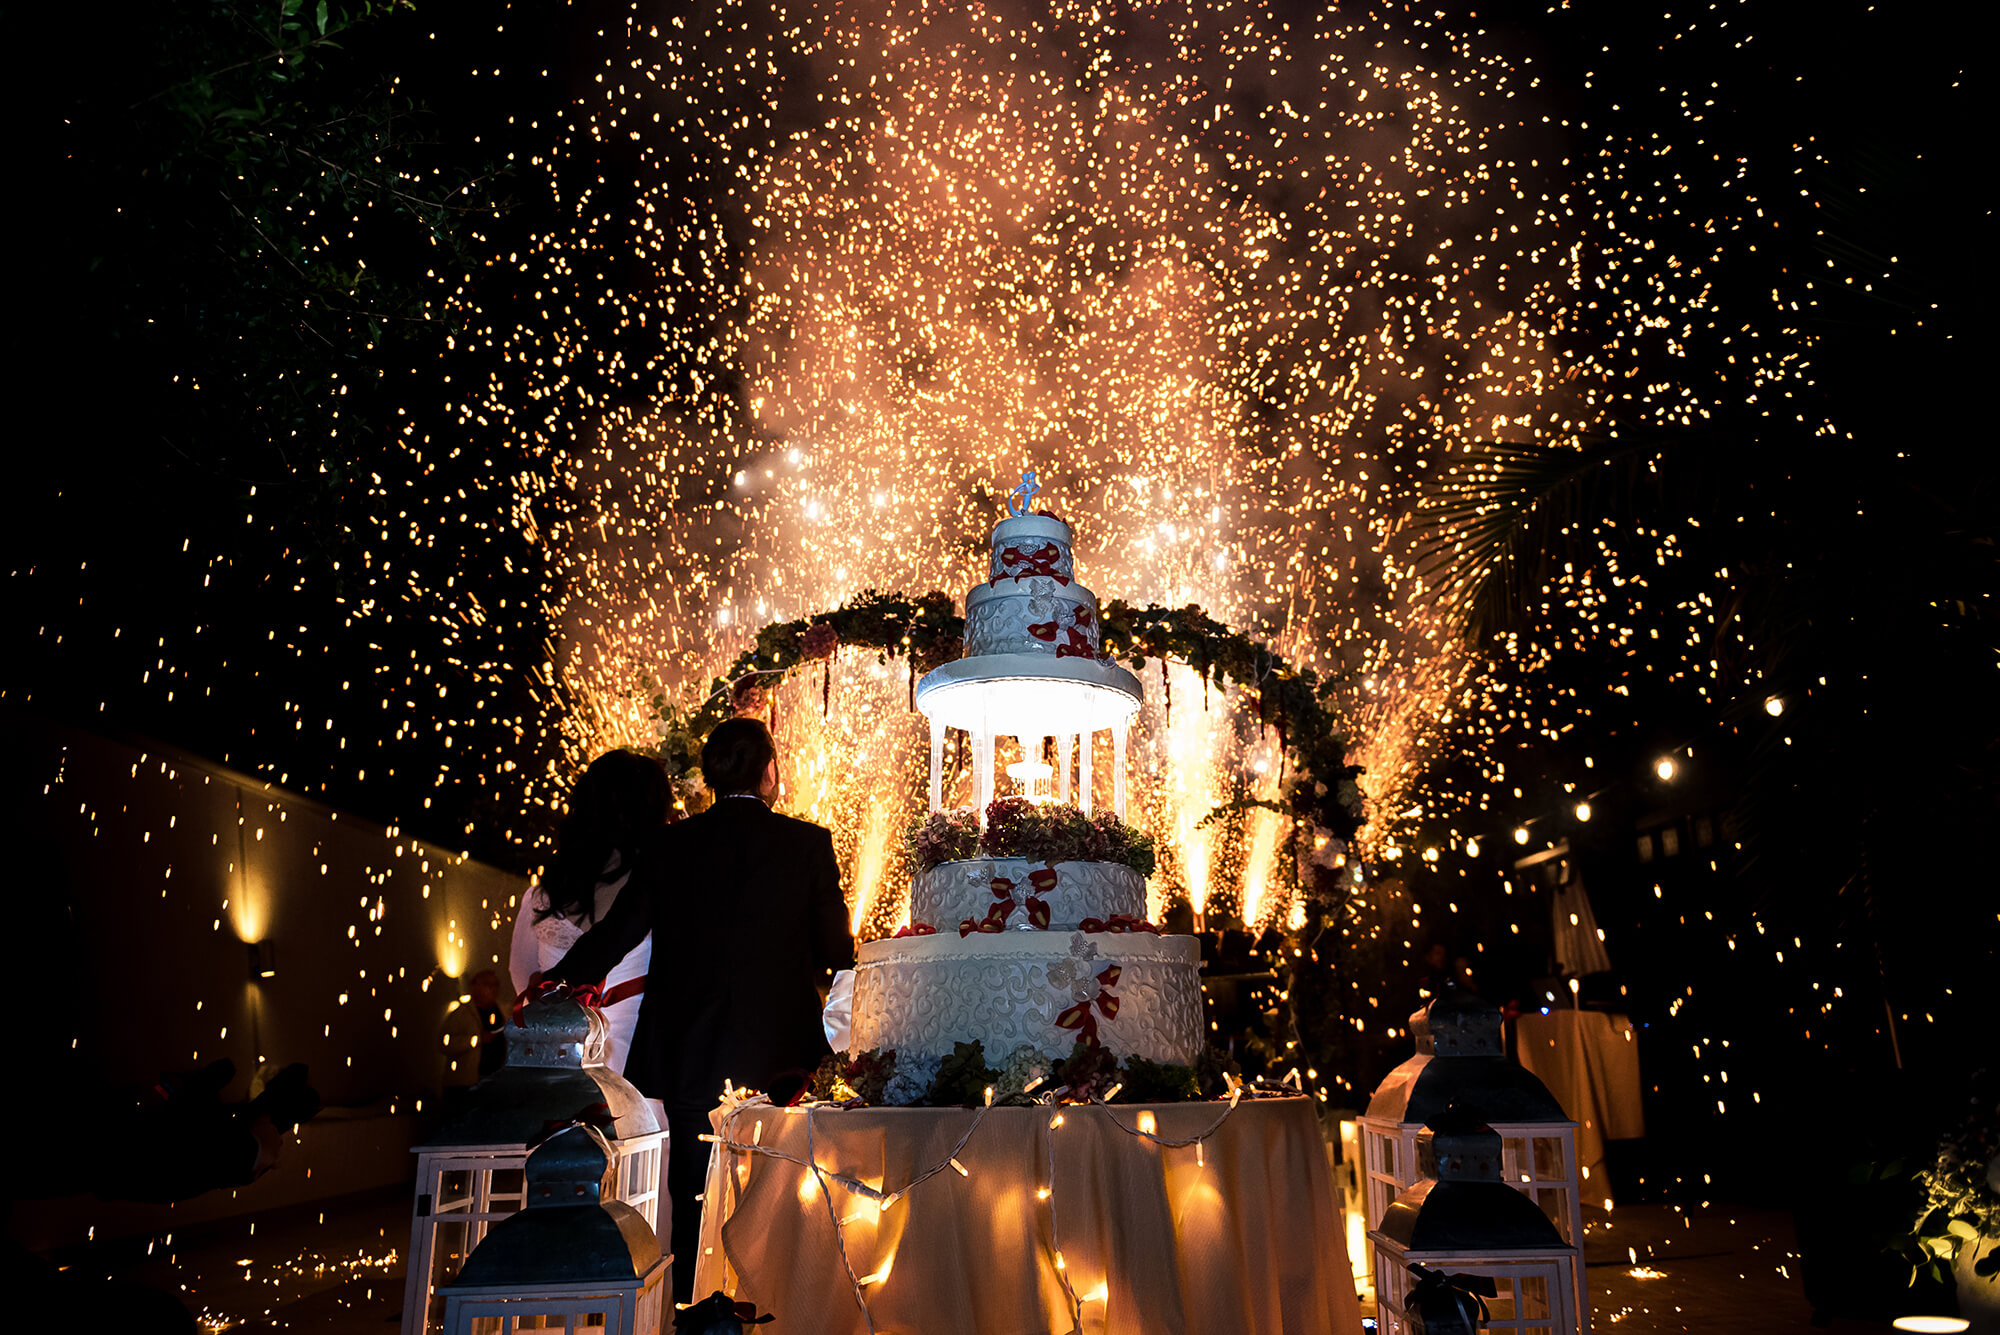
[508,749,667,1076]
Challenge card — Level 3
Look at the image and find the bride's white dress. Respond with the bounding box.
[508,854,652,1077]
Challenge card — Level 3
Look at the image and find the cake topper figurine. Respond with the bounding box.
[1005,468,1040,517]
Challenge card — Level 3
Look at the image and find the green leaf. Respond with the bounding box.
[316,0,329,34]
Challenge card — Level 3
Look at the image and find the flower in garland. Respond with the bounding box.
[993,1042,1052,1100]
[730,677,769,718]
[800,622,839,661]
[930,1041,1001,1106]
[1055,1040,1121,1101]
[972,798,1157,875]
[882,1052,944,1107]
[907,807,981,871]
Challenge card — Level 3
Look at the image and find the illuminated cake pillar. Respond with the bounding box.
[917,469,1142,821]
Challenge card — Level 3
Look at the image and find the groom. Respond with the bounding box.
[544,715,853,1302]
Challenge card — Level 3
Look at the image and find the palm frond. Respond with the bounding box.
[1411,431,1709,641]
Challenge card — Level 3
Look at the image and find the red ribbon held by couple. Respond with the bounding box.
[1054,964,1122,1044]
[513,974,640,1026]
[992,542,1070,586]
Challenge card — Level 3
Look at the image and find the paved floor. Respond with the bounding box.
[1577,1202,1898,1334]
[42,1188,1920,1332]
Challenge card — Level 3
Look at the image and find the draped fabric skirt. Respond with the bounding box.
[694,1097,1364,1335]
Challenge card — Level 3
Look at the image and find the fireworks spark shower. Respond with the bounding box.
[409,0,1795,930]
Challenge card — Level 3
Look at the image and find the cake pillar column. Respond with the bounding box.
[1057,734,1072,804]
[975,727,995,817]
[1112,716,1129,820]
[928,715,945,813]
[1078,728,1094,815]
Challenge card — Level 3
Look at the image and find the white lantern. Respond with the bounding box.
[1370,1114,1584,1335]
[439,1124,668,1335]
[1359,987,1586,1330]
[404,997,665,1335]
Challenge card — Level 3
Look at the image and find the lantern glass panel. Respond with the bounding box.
[488,1167,526,1208]
[432,1219,471,1272]
[1519,1274,1551,1318]
[438,1169,476,1213]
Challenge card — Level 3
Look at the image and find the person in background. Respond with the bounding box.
[543,716,853,1304]
[509,749,669,1077]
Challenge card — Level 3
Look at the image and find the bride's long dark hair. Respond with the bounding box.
[538,749,671,923]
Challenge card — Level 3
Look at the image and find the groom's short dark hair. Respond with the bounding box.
[703,717,778,795]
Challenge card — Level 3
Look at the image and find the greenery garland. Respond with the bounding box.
[638,590,1369,1115]
[640,588,1364,842]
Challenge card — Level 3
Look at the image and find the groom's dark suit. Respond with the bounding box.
[546,792,852,1299]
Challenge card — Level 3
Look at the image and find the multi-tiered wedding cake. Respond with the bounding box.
[844,477,1206,1068]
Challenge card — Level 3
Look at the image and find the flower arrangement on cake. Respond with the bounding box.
[907,798,1157,876]
[804,1039,1237,1109]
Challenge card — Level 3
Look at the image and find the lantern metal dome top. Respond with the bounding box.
[1377,1103,1568,1252]
[451,1124,662,1288]
[425,996,661,1148]
[1365,984,1567,1127]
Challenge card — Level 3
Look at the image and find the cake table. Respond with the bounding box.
[693,1096,1364,1335]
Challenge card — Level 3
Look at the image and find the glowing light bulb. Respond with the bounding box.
[1656,758,1677,780]
[1513,827,1530,845]
[1005,759,1054,803]
[1574,802,1591,822]
[1764,695,1785,717]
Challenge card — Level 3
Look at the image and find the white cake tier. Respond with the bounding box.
[914,654,1142,737]
[987,514,1076,584]
[848,928,1204,1066]
[910,858,1149,933]
[963,577,1102,659]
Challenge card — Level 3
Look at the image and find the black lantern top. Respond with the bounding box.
[425,996,662,1148]
[451,1124,663,1287]
[1378,1103,1567,1252]
[1413,984,1503,1058]
[1366,985,1569,1127]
